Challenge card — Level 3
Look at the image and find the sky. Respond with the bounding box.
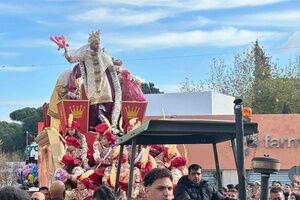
[1,0,300,122]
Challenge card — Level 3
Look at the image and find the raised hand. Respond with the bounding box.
[50,35,69,50]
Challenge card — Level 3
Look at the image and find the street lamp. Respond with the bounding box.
[252,155,280,200]
[26,131,29,147]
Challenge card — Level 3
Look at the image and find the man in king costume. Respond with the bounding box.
[63,31,122,131]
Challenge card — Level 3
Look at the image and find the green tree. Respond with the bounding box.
[141,82,163,94]
[180,41,300,114]
[282,101,291,114]
[10,107,42,134]
[0,107,42,153]
[0,121,24,152]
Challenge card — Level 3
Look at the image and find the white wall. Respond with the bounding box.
[145,91,234,116]
[222,170,238,186]
[212,92,235,115]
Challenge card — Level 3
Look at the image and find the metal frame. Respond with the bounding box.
[115,100,258,199]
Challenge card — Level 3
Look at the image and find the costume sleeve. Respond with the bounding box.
[64,45,88,63]
[80,135,88,167]
[155,153,167,168]
[65,190,75,200]
[132,167,142,198]
[70,166,84,182]
[102,167,111,184]
[171,168,183,184]
[93,141,101,161]
[174,184,192,200]
[101,48,113,68]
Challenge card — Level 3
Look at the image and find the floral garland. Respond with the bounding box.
[110,69,122,135]
[79,62,88,97]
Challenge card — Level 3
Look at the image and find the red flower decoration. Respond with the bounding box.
[171,156,187,168]
[66,137,80,148]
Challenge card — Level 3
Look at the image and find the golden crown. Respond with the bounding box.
[125,106,140,119]
[69,105,85,118]
[88,30,100,43]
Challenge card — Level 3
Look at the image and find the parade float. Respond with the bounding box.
[35,31,259,200]
[36,31,181,199]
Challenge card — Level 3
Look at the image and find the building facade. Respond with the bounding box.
[145,92,300,186]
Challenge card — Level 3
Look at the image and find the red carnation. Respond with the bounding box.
[171,156,187,168]
[89,169,104,184]
[66,121,80,130]
[95,123,109,134]
[60,155,80,167]
[104,131,116,144]
[66,137,80,148]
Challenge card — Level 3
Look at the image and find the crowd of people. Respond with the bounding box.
[244,179,300,200]
[18,107,299,200]
[15,163,39,189]
[4,31,298,200]
[6,160,300,199]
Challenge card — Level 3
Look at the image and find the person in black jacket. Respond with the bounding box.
[174,164,236,200]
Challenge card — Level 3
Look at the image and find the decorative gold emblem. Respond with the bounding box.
[125,106,140,119]
[69,105,85,118]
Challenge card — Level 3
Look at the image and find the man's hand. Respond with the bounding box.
[95,157,104,164]
[64,173,72,180]
[113,59,123,66]
[83,162,90,170]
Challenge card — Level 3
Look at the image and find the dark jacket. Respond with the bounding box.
[174,176,231,200]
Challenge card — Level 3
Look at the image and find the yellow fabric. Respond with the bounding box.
[149,155,157,168]
[28,174,34,184]
[79,170,94,180]
[113,146,120,159]
[168,145,179,158]
[141,147,150,168]
[182,144,188,160]
[48,72,82,119]
[47,128,66,170]
[110,165,117,188]
[50,117,60,132]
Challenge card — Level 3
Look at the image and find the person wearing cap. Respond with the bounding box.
[102,147,141,199]
[170,156,188,185]
[66,136,81,158]
[93,122,116,170]
[65,119,89,169]
[68,173,97,200]
[58,154,84,186]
